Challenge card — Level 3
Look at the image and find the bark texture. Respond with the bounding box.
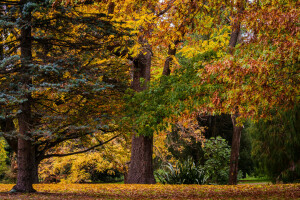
[127,43,155,184]
[127,135,156,184]
[13,97,36,192]
[228,114,243,185]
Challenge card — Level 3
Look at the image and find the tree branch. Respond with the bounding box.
[156,0,176,17]
[42,133,121,159]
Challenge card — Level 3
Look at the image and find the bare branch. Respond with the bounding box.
[42,133,121,158]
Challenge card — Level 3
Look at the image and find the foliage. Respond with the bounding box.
[0,183,299,199]
[155,157,207,184]
[248,105,300,183]
[156,136,232,185]
[199,0,299,120]
[238,127,254,178]
[0,138,8,175]
[124,50,219,137]
[39,133,130,183]
[202,136,231,184]
[164,113,253,178]
[0,1,132,185]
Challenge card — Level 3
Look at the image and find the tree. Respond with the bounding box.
[126,0,230,183]
[199,0,299,184]
[248,105,300,183]
[0,0,130,192]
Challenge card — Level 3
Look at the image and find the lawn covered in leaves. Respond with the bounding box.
[0,183,299,199]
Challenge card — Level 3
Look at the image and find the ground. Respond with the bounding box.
[0,184,299,199]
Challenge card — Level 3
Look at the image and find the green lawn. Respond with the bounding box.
[239,176,271,184]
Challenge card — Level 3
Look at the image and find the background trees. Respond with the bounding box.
[0,0,298,192]
[248,105,300,183]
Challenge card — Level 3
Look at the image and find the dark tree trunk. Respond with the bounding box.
[32,161,40,184]
[228,114,243,185]
[12,98,36,192]
[0,6,4,61]
[127,43,156,184]
[11,0,36,192]
[127,135,156,184]
[1,118,18,153]
[228,0,244,53]
[162,45,176,76]
[0,33,3,61]
[130,44,151,92]
[228,24,240,53]
[162,40,179,76]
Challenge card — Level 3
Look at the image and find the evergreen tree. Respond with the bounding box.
[248,105,300,183]
[0,0,129,192]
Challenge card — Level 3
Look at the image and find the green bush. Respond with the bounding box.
[155,157,208,184]
[156,137,232,185]
[202,136,231,184]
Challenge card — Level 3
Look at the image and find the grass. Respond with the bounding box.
[0,183,299,199]
[239,175,271,184]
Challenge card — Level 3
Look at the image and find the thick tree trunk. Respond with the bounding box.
[12,99,36,192]
[11,0,36,192]
[127,135,156,184]
[127,43,156,184]
[228,114,243,185]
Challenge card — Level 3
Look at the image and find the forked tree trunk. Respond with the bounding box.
[228,114,243,185]
[11,0,36,192]
[127,43,156,184]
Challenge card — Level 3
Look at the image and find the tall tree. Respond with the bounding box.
[248,105,300,183]
[228,0,244,185]
[200,0,299,184]
[125,0,232,183]
[0,0,129,192]
[127,36,156,184]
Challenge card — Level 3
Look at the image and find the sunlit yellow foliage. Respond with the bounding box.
[39,132,130,183]
[0,138,7,173]
[179,26,231,60]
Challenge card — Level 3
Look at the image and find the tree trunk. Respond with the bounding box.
[162,45,176,76]
[0,6,4,61]
[127,135,156,184]
[228,114,243,185]
[32,161,40,184]
[228,0,244,185]
[11,0,36,192]
[12,99,36,192]
[127,42,156,184]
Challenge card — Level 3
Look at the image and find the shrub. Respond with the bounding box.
[155,157,208,184]
[203,136,231,184]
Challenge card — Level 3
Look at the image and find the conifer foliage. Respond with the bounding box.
[0,0,129,192]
